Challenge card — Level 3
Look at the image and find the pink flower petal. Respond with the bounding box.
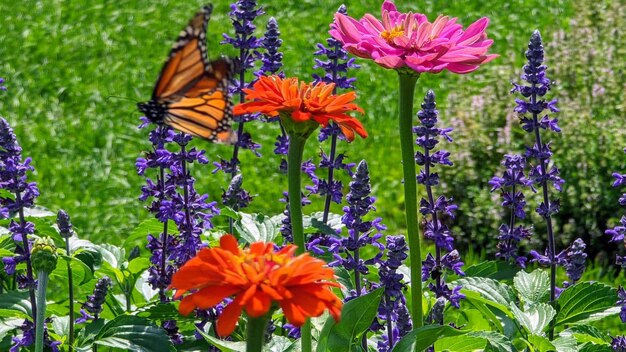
[382,0,397,13]
[374,55,405,69]
[446,62,480,74]
[458,17,489,45]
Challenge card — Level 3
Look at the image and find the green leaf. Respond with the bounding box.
[464,261,521,281]
[551,336,578,352]
[461,291,510,334]
[509,303,556,335]
[23,206,56,218]
[76,318,106,348]
[317,288,383,352]
[235,212,280,244]
[265,336,298,352]
[51,315,70,337]
[0,189,15,200]
[135,270,159,302]
[136,302,194,322]
[197,327,246,352]
[579,343,613,352]
[435,335,487,351]
[456,277,516,306]
[560,325,612,345]
[128,257,150,274]
[303,212,343,236]
[575,306,621,324]
[0,318,23,341]
[97,243,125,269]
[93,315,173,352]
[219,207,241,221]
[391,325,466,352]
[123,218,169,250]
[0,291,32,319]
[527,335,556,352]
[468,331,514,352]
[513,270,550,305]
[555,281,617,326]
[51,254,94,285]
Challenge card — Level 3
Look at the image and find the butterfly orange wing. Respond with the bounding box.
[150,4,236,144]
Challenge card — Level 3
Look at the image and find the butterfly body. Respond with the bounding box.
[138,4,237,144]
[138,101,169,123]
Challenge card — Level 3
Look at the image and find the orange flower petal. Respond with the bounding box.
[280,299,307,326]
[244,290,272,318]
[220,234,240,254]
[170,233,343,337]
[216,299,244,337]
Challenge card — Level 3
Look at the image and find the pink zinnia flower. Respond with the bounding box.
[330,1,498,74]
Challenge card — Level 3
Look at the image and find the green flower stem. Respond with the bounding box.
[398,73,423,328]
[246,314,270,352]
[35,270,49,352]
[64,239,74,352]
[287,133,312,352]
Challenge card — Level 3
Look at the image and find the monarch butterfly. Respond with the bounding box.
[138,4,237,144]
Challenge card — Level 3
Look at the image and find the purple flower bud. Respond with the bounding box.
[56,209,73,238]
[82,276,111,319]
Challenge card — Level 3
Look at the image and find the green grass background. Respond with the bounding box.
[0,0,574,242]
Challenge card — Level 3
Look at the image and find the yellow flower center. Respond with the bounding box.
[381,26,404,43]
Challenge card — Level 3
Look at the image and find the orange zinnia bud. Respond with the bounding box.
[233,75,368,141]
[170,234,343,337]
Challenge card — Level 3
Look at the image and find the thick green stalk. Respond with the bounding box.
[35,270,49,352]
[397,73,423,327]
[287,134,312,352]
[246,314,270,352]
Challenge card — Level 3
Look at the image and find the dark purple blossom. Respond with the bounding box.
[75,309,94,324]
[606,149,626,268]
[312,5,359,90]
[10,319,60,352]
[220,0,264,217]
[415,91,464,312]
[222,0,264,88]
[613,336,626,352]
[329,161,386,285]
[308,5,360,229]
[137,121,219,298]
[78,276,111,322]
[375,236,412,351]
[0,118,39,320]
[256,17,284,77]
[512,31,563,302]
[163,320,184,345]
[222,174,253,210]
[56,209,73,238]
[563,238,587,284]
[0,77,6,91]
[490,154,533,266]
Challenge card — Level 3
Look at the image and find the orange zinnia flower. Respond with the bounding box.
[170,234,343,337]
[233,75,368,141]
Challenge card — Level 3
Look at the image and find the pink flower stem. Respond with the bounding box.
[397,73,423,328]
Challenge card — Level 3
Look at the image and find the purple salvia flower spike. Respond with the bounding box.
[415,91,464,315]
[256,17,284,77]
[491,154,533,267]
[0,118,39,324]
[514,31,563,304]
